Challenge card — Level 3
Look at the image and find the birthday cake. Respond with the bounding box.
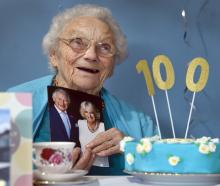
[128,56,219,173]
[121,136,220,174]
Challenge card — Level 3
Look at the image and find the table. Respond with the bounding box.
[34,176,148,186]
[34,175,220,186]
[98,176,148,186]
[97,175,220,186]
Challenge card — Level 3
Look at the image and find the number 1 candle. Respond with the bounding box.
[136,59,162,139]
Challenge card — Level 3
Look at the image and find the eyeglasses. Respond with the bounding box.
[59,37,116,58]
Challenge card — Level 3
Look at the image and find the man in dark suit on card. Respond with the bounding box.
[49,88,80,146]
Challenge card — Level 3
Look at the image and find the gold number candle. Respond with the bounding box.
[136,59,161,138]
[185,57,209,138]
[186,57,209,92]
[152,55,176,138]
[136,60,155,96]
[152,55,175,90]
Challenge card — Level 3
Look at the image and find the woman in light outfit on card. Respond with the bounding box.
[78,101,109,168]
[9,4,157,174]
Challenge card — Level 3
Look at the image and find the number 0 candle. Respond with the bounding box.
[185,57,209,138]
[153,55,176,138]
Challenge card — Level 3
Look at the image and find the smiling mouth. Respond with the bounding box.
[77,67,100,74]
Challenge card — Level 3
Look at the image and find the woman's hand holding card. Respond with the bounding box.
[86,128,124,157]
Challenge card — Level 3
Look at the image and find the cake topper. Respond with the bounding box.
[185,57,209,138]
[136,55,209,139]
[136,60,161,139]
[152,55,176,138]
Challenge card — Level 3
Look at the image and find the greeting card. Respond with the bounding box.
[47,86,109,167]
[0,109,10,186]
[0,93,32,186]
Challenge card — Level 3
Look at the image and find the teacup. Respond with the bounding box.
[33,142,75,174]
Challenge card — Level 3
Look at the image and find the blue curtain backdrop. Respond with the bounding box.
[1,0,220,138]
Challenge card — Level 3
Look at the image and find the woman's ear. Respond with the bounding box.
[49,50,58,68]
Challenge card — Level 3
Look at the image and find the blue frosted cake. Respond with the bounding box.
[120,136,220,173]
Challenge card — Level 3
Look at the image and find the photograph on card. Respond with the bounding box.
[0,109,11,185]
[47,86,105,142]
[47,86,109,167]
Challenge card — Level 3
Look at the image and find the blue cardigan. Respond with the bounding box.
[8,75,156,175]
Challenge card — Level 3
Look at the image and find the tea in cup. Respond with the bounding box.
[33,142,75,174]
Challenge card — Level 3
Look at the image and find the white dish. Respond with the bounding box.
[124,170,220,186]
[0,162,10,170]
[34,169,88,182]
[33,177,98,186]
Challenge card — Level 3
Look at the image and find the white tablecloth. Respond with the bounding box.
[98,176,147,186]
[97,176,220,186]
[34,175,220,186]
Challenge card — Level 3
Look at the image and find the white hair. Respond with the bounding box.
[52,88,70,103]
[42,4,128,70]
[79,101,100,121]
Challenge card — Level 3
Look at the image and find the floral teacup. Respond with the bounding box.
[33,142,75,174]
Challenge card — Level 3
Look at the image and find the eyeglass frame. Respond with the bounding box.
[58,37,117,58]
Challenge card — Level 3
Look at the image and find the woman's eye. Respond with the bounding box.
[99,43,111,53]
[73,38,83,46]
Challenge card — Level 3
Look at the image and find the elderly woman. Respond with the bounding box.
[9,4,157,175]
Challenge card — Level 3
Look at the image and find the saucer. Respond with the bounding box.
[33,177,98,186]
[34,169,88,182]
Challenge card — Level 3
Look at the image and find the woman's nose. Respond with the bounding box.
[83,44,98,62]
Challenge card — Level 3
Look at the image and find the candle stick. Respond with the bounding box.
[185,92,196,138]
[165,90,176,138]
[151,96,162,138]
[152,55,176,138]
[136,60,162,139]
[184,57,209,138]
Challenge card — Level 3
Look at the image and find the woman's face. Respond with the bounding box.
[84,107,96,123]
[51,17,116,95]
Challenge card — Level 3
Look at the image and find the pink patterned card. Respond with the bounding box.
[0,93,32,186]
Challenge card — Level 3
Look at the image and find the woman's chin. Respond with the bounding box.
[74,83,101,94]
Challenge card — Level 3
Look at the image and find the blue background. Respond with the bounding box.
[1,0,220,138]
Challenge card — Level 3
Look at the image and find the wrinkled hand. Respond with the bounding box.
[86,128,124,157]
[72,147,95,170]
